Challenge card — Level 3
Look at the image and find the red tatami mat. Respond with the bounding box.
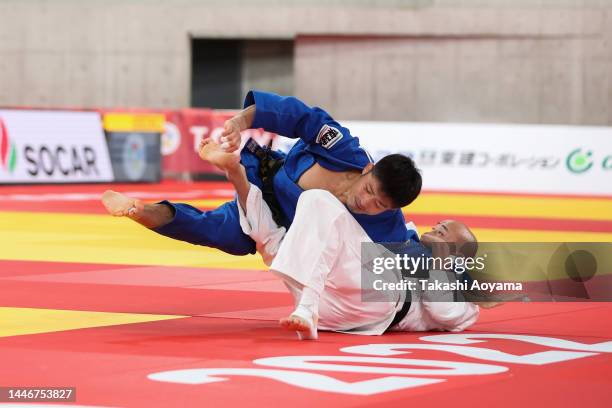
[0,259,610,407]
[1,182,611,407]
[0,304,610,407]
[0,180,234,213]
[5,260,278,288]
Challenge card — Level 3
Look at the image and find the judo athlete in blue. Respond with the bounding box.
[101,91,484,340]
[191,138,480,339]
[101,90,422,257]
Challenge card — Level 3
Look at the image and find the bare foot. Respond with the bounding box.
[279,314,318,340]
[102,190,144,218]
[198,139,240,172]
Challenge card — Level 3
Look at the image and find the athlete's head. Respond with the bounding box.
[346,154,422,215]
[420,220,478,257]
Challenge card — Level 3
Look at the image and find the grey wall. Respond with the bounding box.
[295,34,612,125]
[241,40,294,104]
[0,0,610,125]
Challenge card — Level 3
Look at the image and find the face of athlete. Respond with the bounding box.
[346,163,395,215]
[420,220,469,247]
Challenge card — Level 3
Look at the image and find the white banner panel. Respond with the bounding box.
[0,110,113,183]
[272,122,612,196]
[350,122,612,196]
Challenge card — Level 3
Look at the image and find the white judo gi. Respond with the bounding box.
[238,185,479,336]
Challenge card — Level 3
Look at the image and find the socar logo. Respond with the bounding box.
[0,118,17,173]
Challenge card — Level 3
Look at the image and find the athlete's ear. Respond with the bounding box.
[362,163,375,174]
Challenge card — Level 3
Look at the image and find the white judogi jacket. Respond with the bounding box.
[238,186,479,335]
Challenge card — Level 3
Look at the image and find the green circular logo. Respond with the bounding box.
[566,148,593,174]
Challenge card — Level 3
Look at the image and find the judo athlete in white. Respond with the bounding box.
[198,140,480,340]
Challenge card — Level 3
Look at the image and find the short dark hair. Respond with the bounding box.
[372,154,422,208]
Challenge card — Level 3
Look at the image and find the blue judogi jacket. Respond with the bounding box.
[241,90,418,244]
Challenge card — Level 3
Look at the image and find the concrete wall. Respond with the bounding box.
[241,40,294,104]
[0,0,610,125]
[295,34,612,125]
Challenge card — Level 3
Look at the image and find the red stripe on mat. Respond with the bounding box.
[0,201,108,213]
[1,260,284,293]
[422,188,612,200]
[408,213,612,233]
[0,259,142,277]
[0,180,234,213]
[0,180,233,195]
[0,280,292,315]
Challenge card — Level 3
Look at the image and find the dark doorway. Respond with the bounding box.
[191,39,242,109]
[191,39,294,109]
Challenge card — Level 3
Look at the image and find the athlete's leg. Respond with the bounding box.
[198,138,249,213]
[102,189,256,256]
[272,189,399,339]
[237,184,286,266]
[101,194,256,257]
[199,139,286,265]
[101,139,265,256]
[270,190,353,339]
[102,190,173,229]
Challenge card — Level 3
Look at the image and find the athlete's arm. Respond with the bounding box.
[222,90,371,167]
[218,104,256,153]
[242,91,361,152]
[219,91,342,152]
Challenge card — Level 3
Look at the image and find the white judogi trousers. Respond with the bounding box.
[238,186,479,335]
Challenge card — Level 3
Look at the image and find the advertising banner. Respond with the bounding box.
[161,109,276,178]
[161,108,216,177]
[103,113,164,182]
[0,110,113,183]
[344,122,612,196]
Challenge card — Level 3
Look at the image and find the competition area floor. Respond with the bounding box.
[0,181,610,407]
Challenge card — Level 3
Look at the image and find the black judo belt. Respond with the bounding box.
[387,252,415,331]
[244,138,286,227]
[388,296,412,331]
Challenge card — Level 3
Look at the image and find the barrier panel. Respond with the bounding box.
[344,121,612,196]
[103,113,164,182]
[3,105,609,196]
[0,109,113,184]
[162,108,217,178]
[269,121,612,196]
[161,109,276,179]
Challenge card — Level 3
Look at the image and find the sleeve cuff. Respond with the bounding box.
[243,90,256,109]
[242,89,269,131]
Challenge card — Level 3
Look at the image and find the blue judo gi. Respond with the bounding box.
[154,91,418,255]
